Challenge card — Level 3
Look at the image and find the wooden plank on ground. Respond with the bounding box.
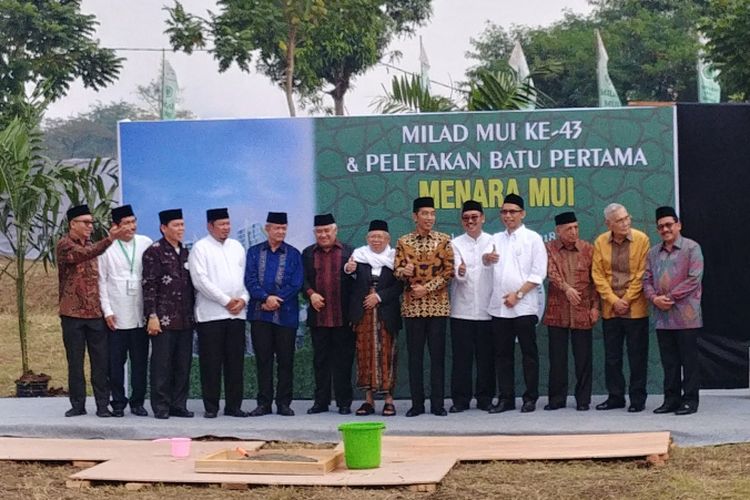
[0,437,264,462]
[381,432,671,461]
[71,453,457,487]
[0,438,147,461]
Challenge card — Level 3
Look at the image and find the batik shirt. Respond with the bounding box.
[57,234,113,318]
[643,235,703,330]
[394,230,454,318]
[142,237,194,331]
[244,241,303,329]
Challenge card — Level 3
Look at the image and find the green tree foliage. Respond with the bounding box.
[0,0,122,124]
[166,0,327,117]
[0,110,64,376]
[43,67,197,162]
[304,0,432,115]
[467,1,708,107]
[42,101,142,162]
[165,0,432,116]
[372,68,537,113]
[467,69,538,111]
[372,74,456,113]
[700,0,750,100]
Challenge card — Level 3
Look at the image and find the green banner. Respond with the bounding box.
[316,107,675,246]
[316,107,676,398]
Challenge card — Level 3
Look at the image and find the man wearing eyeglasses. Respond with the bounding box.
[57,204,128,418]
[643,206,703,415]
[448,200,495,413]
[486,193,547,414]
[592,203,651,412]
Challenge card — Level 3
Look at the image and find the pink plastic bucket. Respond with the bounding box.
[154,437,192,458]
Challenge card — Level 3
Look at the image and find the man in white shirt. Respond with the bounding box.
[485,194,547,414]
[98,204,153,417]
[189,208,250,418]
[449,200,495,412]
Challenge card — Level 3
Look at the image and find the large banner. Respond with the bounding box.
[119,106,677,398]
[315,107,675,246]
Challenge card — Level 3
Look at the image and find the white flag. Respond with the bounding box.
[508,40,536,109]
[595,29,622,107]
[161,59,178,120]
[419,36,430,92]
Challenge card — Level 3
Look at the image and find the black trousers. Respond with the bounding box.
[450,318,495,408]
[547,326,592,406]
[657,328,700,408]
[405,316,446,411]
[108,327,149,410]
[61,316,109,410]
[250,321,295,408]
[197,319,246,414]
[310,326,355,408]
[492,315,539,404]
[602,317,649,406]
[149,328,193,414]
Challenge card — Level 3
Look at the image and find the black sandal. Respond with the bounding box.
[356,402,375,416]
[382,403,396,416]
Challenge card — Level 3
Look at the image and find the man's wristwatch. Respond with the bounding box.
[515,290,525,300]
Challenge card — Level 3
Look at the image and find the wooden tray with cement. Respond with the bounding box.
[195,448,344,475]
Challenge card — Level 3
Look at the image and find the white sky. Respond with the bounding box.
[45,0,593,120]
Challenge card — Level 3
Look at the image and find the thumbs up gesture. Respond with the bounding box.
[483,243,499,265]
[457,256,466,277]
[344,255,357,274]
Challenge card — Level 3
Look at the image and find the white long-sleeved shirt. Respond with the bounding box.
[450,231,494,321]
[487,225,547,319]
[98,234,153,329]
[189,235,249,322]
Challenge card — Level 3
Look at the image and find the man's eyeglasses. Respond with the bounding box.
[500,209,523,215]
[461,215,481,222]
[74,219,94,226]
[657,222,675,231]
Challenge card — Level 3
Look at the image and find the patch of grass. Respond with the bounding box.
[0,313,70,396]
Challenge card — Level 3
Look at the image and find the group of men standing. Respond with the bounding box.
[56,193,703,419]
[390,195,703,417]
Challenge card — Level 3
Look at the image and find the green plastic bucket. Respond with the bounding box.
[338,421,385,469]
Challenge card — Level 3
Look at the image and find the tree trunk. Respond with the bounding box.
[285,26,297,117]
[15,242,29,374]
[330,76,349,116]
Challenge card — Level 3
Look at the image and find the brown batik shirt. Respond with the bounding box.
[544,238,598,330]
[57,233,113,318]
[394,230,454,318]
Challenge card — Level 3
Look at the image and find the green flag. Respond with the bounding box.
[508,41,536,110]
[596,30,622,107]
[161,59,178,120]
[697,36,721,103]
